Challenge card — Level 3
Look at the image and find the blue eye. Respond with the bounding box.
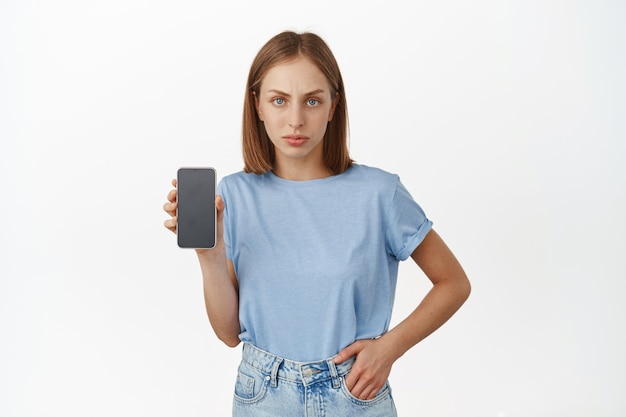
[273,98,285,105]
[306,99,319,106]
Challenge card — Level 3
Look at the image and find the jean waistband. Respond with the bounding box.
[241,343,354,388]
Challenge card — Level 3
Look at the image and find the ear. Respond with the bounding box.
[253,91,263,121]
[328,92,340,122]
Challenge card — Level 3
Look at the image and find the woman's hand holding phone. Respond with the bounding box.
[163,178,179,234]
[162,175,225,255]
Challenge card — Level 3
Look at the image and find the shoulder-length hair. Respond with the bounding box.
[242,31,352,175]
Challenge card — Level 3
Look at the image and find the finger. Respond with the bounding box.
[350,375,380,400]
[164,216,177,233]
[163,201,177,216]
[349,378,369,400]
[334,341,362,364]
[363,384,380,400]
[344,362,363,393]
[215,195,225,224]
[167,188,177,203]
[171,178,177,187]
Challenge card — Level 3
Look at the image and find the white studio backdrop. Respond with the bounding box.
[1,1,624,416]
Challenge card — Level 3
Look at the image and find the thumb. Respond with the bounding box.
[334,341,362,364]
[215,195,225,223]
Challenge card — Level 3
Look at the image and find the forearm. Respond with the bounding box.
[197,245,241,347]
[383,276,471,361]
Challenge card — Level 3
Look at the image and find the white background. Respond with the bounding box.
[1,1,625,416]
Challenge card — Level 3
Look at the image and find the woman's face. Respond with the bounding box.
[255,56,338,172]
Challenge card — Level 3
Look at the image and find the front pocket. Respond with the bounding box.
[233,362,270,404]
[339,378,391,406]
[234,372,256,399]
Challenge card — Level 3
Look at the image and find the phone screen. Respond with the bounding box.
[176,168,216,249]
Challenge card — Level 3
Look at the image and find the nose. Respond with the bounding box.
[288,106,304,128]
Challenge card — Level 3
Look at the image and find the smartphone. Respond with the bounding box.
[176,167,216,249]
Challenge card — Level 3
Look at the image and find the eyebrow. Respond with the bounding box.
[265,89,326,97]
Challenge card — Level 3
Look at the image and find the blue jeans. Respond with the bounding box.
[232,343,397,417]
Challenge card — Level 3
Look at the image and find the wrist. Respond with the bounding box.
[379,329,411,361]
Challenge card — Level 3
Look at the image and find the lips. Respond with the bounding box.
[283,134,309,146]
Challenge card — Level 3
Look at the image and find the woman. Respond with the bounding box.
[164,30,470,416]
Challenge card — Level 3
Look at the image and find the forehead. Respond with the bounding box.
[260,56,330,92]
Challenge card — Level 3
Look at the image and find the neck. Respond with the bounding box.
[272,159,333,181]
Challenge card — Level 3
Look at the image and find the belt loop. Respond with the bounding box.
[270,357,283,388]
[327,358,341,389]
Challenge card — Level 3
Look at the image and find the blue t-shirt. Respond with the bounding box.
[217,164,432,361]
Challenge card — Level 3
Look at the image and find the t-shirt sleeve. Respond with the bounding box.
[385,177,433,261]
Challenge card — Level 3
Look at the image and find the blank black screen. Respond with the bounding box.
[177,168,216,249]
